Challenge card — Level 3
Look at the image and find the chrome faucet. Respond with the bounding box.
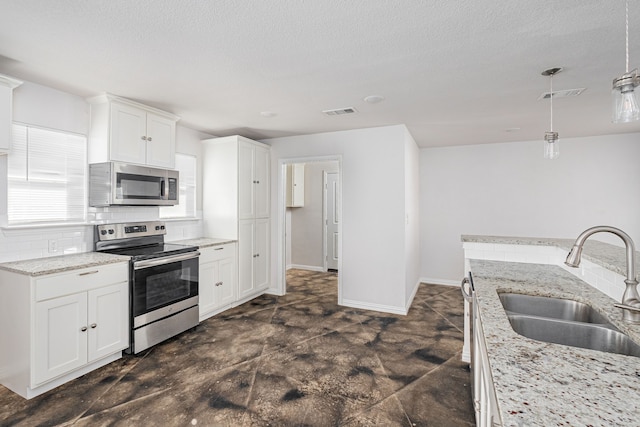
[565,226,640,323]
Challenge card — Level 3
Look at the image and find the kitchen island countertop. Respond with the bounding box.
[470,257,640,426]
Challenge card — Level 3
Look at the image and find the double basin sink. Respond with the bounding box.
[499,293,640,357]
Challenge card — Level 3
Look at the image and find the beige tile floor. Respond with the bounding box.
[0,269,475,426]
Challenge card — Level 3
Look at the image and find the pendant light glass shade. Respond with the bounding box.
[544,131,559,159]
[612,70,640,123]
[612,1,640,123]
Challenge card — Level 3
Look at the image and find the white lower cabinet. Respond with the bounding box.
[473,293,502,427]
[0,261,129,399]
[199,243,237,321]
[34,282,128,385]
[238,218,269,300]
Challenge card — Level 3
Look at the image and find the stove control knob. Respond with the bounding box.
[100,230,107,235]
[161,225,165,230]
[155,225,160,230]
[108,229,114,234]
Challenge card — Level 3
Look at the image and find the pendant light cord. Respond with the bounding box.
[626,0,630,73]
[550,73,553,131]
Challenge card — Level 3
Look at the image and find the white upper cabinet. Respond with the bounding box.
[88,93,179,168]
[0,74,23,155]
[286,163,305,207]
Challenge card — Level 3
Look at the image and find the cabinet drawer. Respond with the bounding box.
[199,243,236,263]
[35,262,128,302]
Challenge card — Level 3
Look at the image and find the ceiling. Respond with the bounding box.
[1,0,640,148]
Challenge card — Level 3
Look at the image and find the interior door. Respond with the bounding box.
[324,172,339,271]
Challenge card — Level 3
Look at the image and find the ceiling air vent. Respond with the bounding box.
[538,88,586,100]
[322,107,357,116]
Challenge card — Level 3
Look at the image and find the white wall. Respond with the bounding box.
[404,128,420,308]
[289,161,339,270]
[265,125,417,313]
[420,133,640,284]
[0,79,209,262]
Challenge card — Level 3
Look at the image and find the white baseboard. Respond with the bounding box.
[341,298,407,315]
[287,264,325,272]
[419,277,459,287]
[405,279,421,312]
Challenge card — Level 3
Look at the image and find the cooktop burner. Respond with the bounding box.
[106,243,198,261]
[94,221,198,260]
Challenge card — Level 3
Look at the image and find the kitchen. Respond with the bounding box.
[1,1,640,425]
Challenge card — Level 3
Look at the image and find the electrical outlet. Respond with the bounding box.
[48,239,58,253]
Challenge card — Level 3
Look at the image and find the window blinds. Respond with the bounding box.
[8,124,87,225]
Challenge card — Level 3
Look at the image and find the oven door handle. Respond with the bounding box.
[133,251,201,270]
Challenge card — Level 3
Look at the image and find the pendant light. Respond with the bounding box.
[542,67,561,160]
[612,0,640,123]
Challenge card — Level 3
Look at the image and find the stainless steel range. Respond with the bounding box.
[95,221,200,354]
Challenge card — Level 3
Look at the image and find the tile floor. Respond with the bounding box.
[0,270,475,426]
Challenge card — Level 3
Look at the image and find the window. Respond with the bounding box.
[160,153,197,218]
[7,124,87,226]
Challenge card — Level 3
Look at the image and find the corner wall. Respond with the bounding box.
[265,125,410,313]
[420,133,640,284]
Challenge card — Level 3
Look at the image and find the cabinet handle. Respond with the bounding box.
[141,136,147,141]
[214,247,224,251]
[255,180,260,184]
[215,281,223,287]
[90,323,97,329]
[147,137,152,142]
[79,270,99,276]
[80,326,88,332]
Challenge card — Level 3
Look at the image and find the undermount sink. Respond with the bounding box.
[499,293,610,324]
[498,293,640,358]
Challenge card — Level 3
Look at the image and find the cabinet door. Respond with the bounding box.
[238,142,255,220]
[109,102,147,165]
[253,145,270,218]
[217,256,237,307]
[87,282,129,362]
[254,218,270,291]
[145,112,176,168]
[34,294,88,386]
[199,260,218,317]
[238,220,256,298]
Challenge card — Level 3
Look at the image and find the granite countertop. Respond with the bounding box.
[170,237,236,248]
[462,234,640,281]
[470,259,640,426]
[0,252,130,277]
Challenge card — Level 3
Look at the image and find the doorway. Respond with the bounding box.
[324,171,339,272]
[277,156,342,301]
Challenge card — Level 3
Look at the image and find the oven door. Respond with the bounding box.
[131,251,199,322]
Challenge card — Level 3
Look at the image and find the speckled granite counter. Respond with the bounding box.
[170,237,236,248]
[471,260,640,426]
[462,234,640,281]
[0,252,130,277]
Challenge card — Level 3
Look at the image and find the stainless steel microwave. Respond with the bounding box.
[89,162,179,206]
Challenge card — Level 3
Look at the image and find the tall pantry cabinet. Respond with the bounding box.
[202,136,270,302]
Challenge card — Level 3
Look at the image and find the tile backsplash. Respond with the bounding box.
[0,207,203,263]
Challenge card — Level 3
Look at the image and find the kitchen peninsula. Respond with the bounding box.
[462,235,640,426]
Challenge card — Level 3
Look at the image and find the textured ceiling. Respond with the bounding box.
[1,0,639,147]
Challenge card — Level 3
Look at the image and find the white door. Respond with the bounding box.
[238,142,255,220]
[238,219,256,298]
[324,172,339,271]
[254,218,270,290]
[145,112,175,168]
[253,145,270,218]
[109,102,147,165]
[217,256,237,307]
[87,282,129,361]
[34,293,88,385]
